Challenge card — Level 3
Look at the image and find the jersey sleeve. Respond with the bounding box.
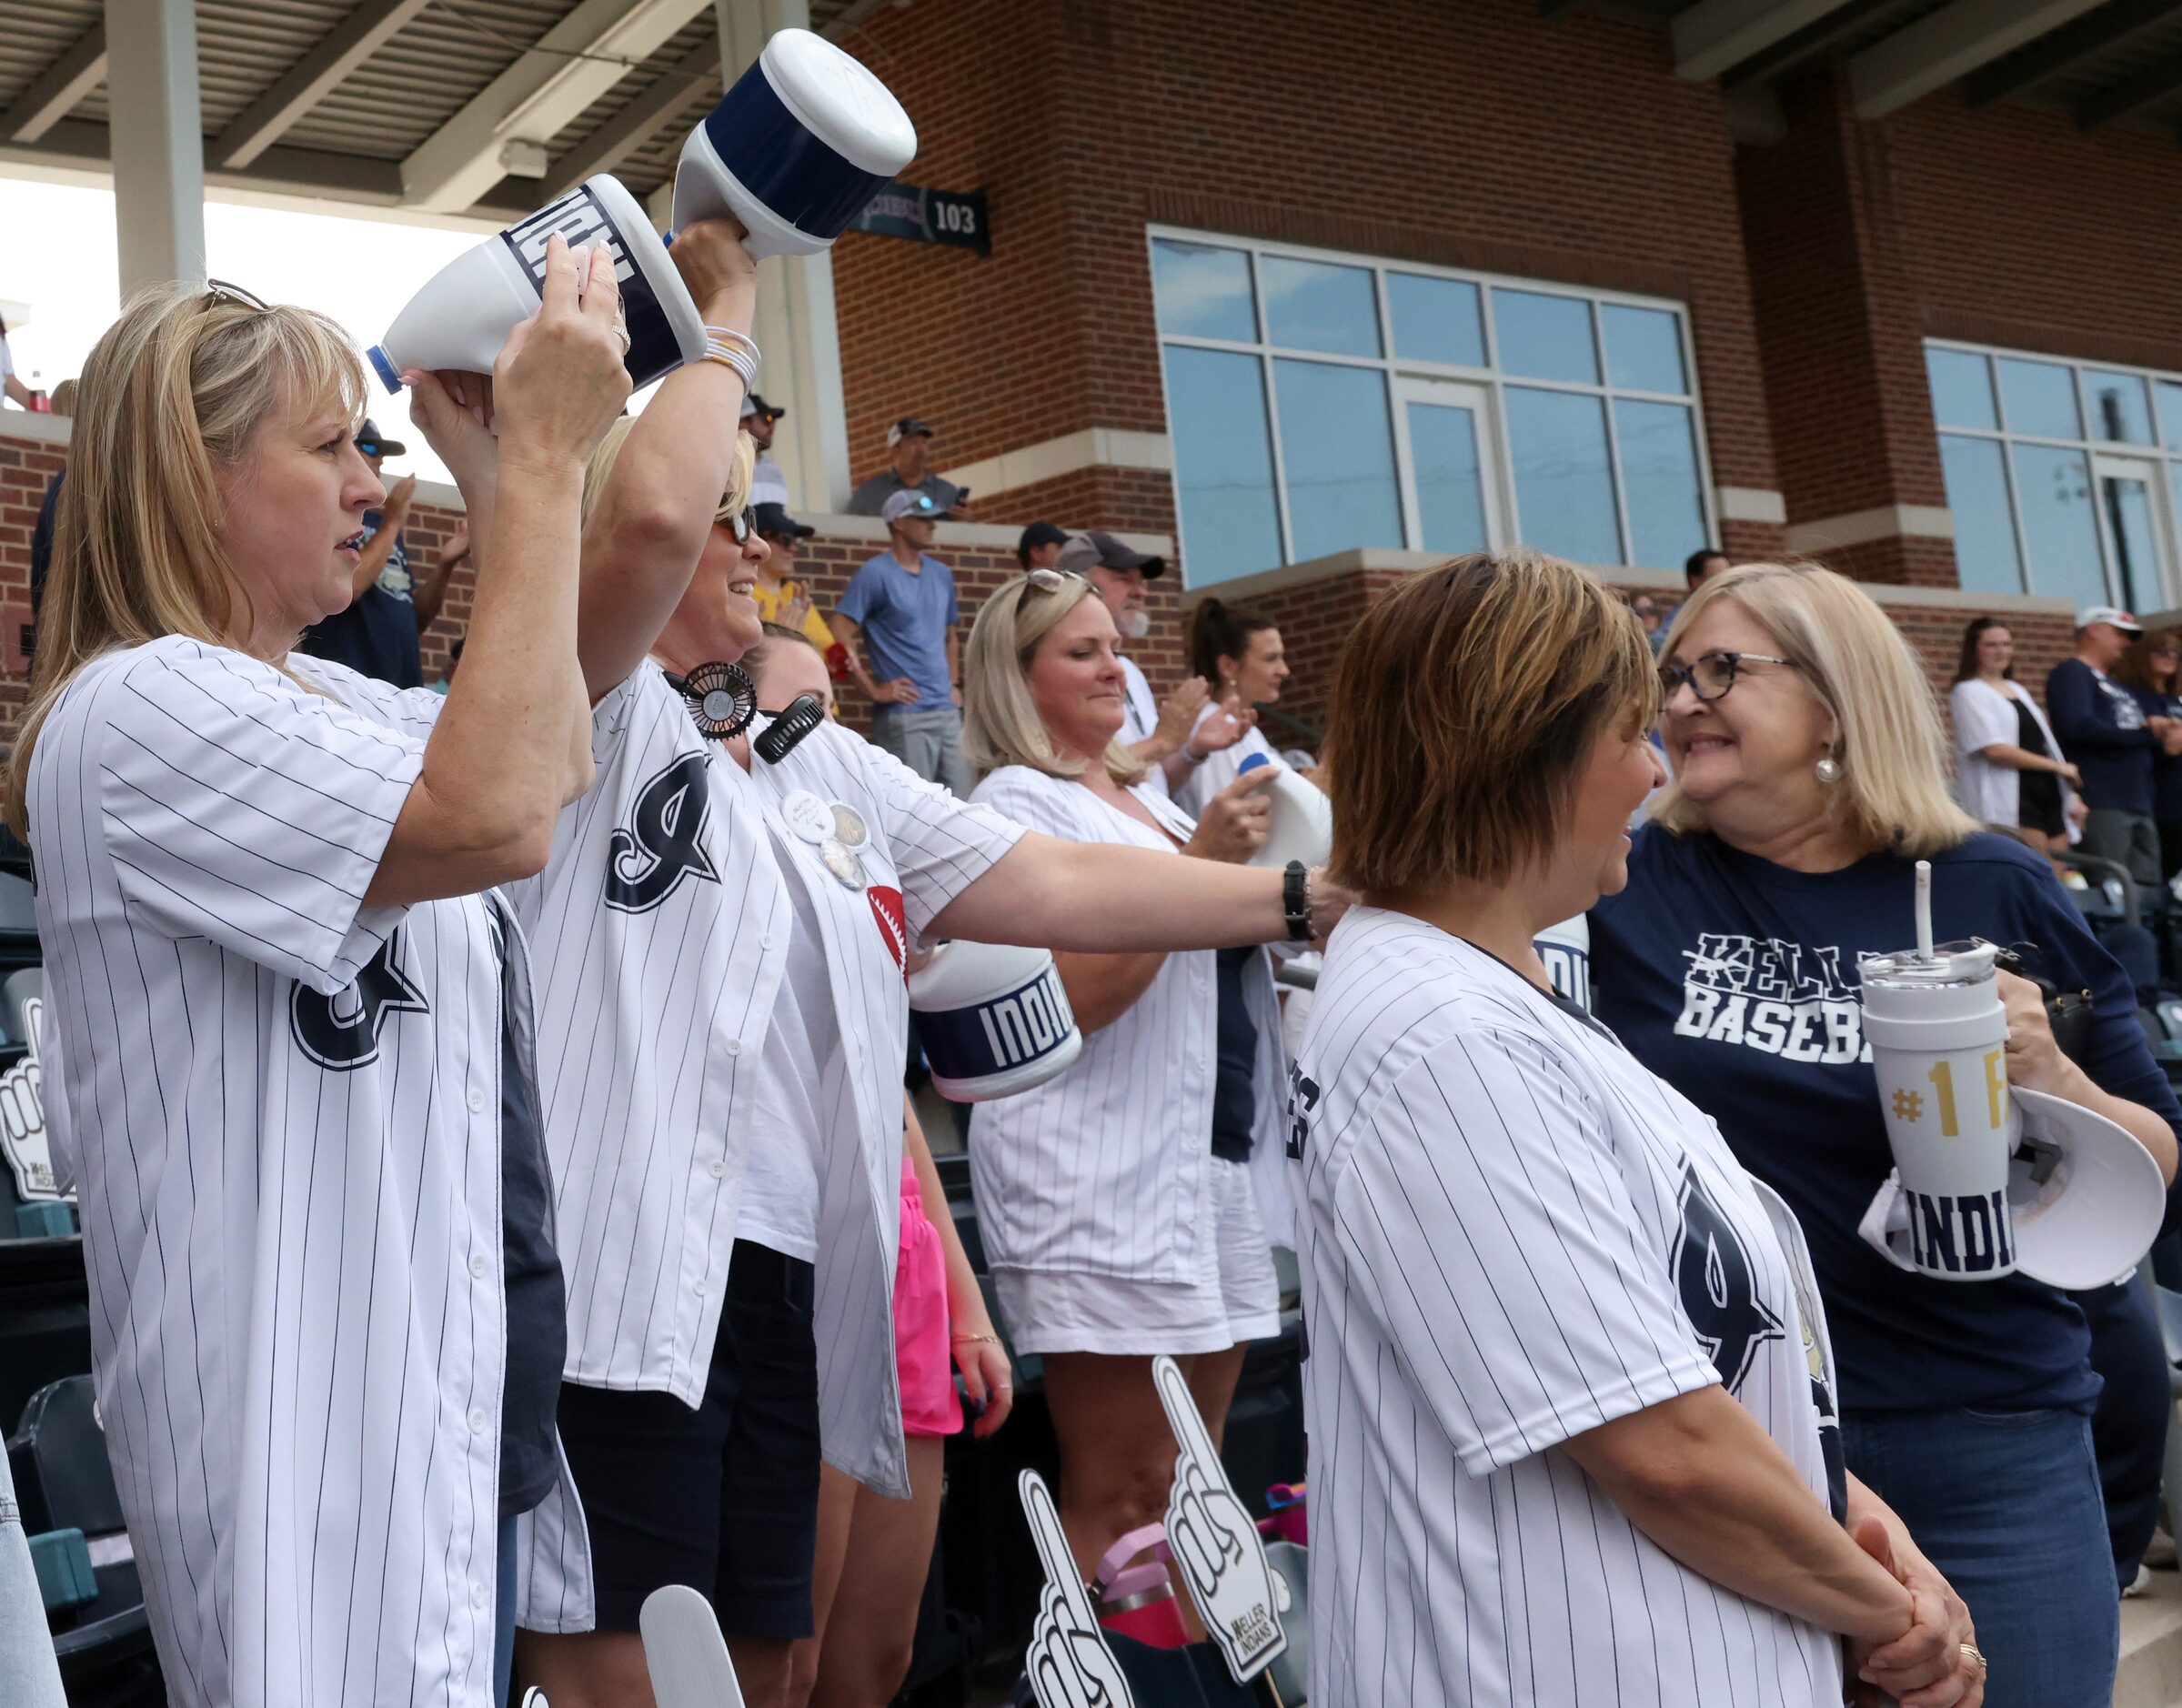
[1949,681,2016,755]
[857,738,1026,939]
[1327,1026,1720,1477]
[96,643,423,994]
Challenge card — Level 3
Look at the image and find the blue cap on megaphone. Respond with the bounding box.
[673,28,916,259]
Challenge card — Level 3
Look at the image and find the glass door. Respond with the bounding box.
[1393,377,1503,556]
[2093,453,2177,613]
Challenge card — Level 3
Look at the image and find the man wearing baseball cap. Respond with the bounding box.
[845,416,967,518]
[2046,606,2174,886]
[1060,529,1251,799]
[296,417,467,688]
[742,391,790,509]
[830,489,972,792]
[1017,520,1069,571]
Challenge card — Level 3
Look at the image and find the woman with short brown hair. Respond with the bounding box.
[1293,550,1978,1708]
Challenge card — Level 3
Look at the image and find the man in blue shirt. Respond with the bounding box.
[830,489,972,794]
[2046,606,2175,889]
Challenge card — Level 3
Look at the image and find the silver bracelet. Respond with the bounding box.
[1181,739,1208,765]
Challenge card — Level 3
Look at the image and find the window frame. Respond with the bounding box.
[1147,225,1719,584]
[1926,337,2182,608]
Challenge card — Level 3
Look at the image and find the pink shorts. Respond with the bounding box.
[894,1157,964,1438]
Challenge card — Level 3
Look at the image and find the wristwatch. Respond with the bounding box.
[1282,860,1314,942]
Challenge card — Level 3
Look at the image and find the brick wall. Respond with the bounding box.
[833,0,1784,528]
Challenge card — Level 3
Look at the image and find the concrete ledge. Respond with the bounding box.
[2117,1561,2182,1708]
[1785,503,1956,553]
[1182,546,2075,615]
[940,427,1172,497]
[0,409,70,447]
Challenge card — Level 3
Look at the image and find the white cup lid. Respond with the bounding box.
[2007,1084,2166,1289]
[760,28,917,175]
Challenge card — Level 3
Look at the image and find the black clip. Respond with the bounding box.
[755,693,826,764]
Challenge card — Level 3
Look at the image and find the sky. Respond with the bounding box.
[0,173,624,487]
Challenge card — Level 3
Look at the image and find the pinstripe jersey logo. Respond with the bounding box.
[289,932,430,1071]
[1671,1162,1785,1394]
[606,752,719,913]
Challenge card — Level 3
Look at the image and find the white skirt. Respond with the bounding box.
[991,1156,1282,1356]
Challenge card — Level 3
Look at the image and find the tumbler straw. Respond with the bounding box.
[1915,859,1935,961]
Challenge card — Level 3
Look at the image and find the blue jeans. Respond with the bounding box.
[1844,1406,2116,1708]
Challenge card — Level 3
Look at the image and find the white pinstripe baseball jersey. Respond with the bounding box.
[966,767,1288,1281]
[29,637,581,1707]
[729,721,1022,1498]
[501,662,794,1633]
[1116,655,1170,800]
[1289,907,1844,1708]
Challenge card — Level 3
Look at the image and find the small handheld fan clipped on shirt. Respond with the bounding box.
[1856,859,2161,1289]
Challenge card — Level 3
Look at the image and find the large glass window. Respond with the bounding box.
[1151,230,1714,584]
[1928,341,2182,608]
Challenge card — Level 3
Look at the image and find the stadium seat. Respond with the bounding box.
[9,1375,162,1703]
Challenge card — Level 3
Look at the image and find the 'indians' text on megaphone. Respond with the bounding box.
[910,940,1083,1101]
[367,175,705,396]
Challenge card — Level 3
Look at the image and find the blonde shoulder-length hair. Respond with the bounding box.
[1650,561,1980,858]
[5,284,367,835]
[961,572,1150,786]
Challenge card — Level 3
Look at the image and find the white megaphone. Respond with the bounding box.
[672,28,917,259]
[1534,914,1591,1011]
[1237,753,1332,869]
[909,940,1083,1101]
[1857,861,2163,1290]
[367,175,705,396]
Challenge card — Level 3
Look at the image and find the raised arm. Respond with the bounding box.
[572,220,759,703]
[366,236,630,905]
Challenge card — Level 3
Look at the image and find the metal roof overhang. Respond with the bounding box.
[0,0,880,230]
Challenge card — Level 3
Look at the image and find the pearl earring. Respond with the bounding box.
[1815,756,1843,784]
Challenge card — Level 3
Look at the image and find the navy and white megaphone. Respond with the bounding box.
[367,174,706,395]
[909,940,1082,1101]
[1237,752,1332,870]
[672,28,917,259]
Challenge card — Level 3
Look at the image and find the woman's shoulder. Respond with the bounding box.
[970,762,1085,822]
[1933,829,2058,881]
[49,636,277,732]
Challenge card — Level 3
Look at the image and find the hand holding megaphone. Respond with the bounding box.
[1183,766,1275,865]
[664,216,760,327]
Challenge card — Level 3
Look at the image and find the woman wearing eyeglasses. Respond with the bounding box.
[5,246,631,1708]
[1589,563,2182,1708]
[2112,628,2182,882]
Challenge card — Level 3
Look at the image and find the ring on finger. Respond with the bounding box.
[1959,1642,1986,1674]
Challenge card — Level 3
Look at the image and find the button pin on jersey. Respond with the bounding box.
[782,790,833,844]
[820,838,866,889]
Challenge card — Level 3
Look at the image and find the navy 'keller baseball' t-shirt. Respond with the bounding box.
[1591,826,2182,1416]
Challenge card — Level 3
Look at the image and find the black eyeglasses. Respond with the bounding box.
[714,506,757,542]
[1660,650,1799,703]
